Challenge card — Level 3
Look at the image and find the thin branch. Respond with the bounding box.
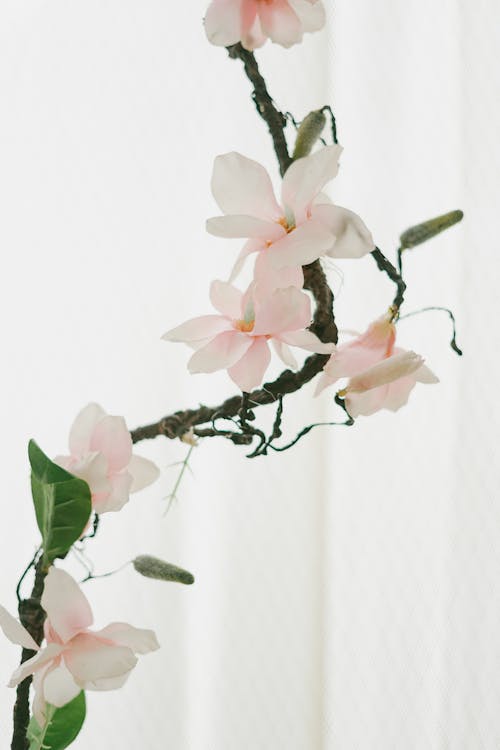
[371,246,406,310]
[398,306,463,356]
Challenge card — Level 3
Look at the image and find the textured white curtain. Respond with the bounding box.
[0,2,498,748]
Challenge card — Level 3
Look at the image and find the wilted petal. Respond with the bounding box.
[258,0,303,47]
[282,145,342,223]
[228,338,271,391]
[204,0,246,47]
[41,568,93,644]
[0,605,39,650]
[89,416,132,473]
[162,315,231,343]
[43,663,81,707]
[95,623,160,655]
[266,220,334,269]
[253,287,311,336]
[415,364,440,384]
[210,280,243,320]
[280,329,336,354]
[9,644,65,688]
[312,203,375,258]
[206,214,284,241]
[188,331,253,373]
[211,152,282,221]
[128,455,160,493]
[65,633,137,685]
[68,403,106,457]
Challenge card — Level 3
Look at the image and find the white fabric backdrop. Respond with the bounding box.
[0,1,498,748]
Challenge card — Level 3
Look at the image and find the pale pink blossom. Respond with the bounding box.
[204,0,326,51]
[206,148,374,287]
[54,404,159,514]
[315,313,439,416]
[0,567,159,725]
[162,281,335,392]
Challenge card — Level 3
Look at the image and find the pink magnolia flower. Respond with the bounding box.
[204,0,326,51]
[0,567,159,725]
[162,280,335,392]
[55,403,159,514]
[206,147,374,287]
[315,313,439,416]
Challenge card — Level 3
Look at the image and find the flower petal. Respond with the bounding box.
[258,0,303,47]
[9,644,65,688]
[95,623,160,655]
[94,472,133,514]
[271,339,298,369]
[41,568,93,644]
[188,331,253,374]
[65,633,137,686]
[42,663,81,708]
[206,214,284,241]
[281,145,342,223]
[415,364,440,384]
[84,672,131,692]
[89,415,132,473]
[345,386,389,418]
[346,351,425,394]
[0,605,39,650]
[227,338,271,391]
[128,455,160,493]
[253,287,311,336]
[279,329,336,354]
[66,452,110,497]
[68,403,106,457]
[162,315,231,343]
[229,238,263,282]
[253,252,304,300]
[289,0,326,31]
[312,203,375,258]
[204,0,246,47]
[266,220,334,269]
[211,152,282,221]
[209,280,243,319]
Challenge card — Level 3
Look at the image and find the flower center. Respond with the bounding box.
[235,319,255,333]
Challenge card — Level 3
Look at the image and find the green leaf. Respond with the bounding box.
[29,440,92,566]
[28,691,86,750]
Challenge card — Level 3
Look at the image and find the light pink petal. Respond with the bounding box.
[241,11,267,50]
[312,203,375,258]
[322,344,383,383]
[279,329,336,354]
[0,605,39,650]
[89,416,132,473]
[227,338,271,391]
[346,351,425,394]
[32,665,51,726]
[95,623,160,655]
[86,672,131,691]
[128,455,160,493]
[314,369,337,396]
[68,403,106,457]
[253,252,304,300]
[94,472,133,514]
[289,0,326,31]
[253,287,311,336]
[41,568,93,644]
[211,152,282,221]
[206,214,284,241]
[162,315,231,343]
[229,239,263,282]
[204,0,246,47]
[281,145,342,223]
[9,644,65,688]
[415,364,440,384]
[257,0,303,47]
[345,386,389,418]
[209,280,243,319]
[188,331,253,374]
[266,220,334,269]
[65,633,137,686]
[68,452,110,497]
[42,663,81,708]
[380,376,418,412]
[272,339,298,369]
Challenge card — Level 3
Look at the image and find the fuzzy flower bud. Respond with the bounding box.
[292,109,327,160]
[399,209,464,249]
[133,555,195,585]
